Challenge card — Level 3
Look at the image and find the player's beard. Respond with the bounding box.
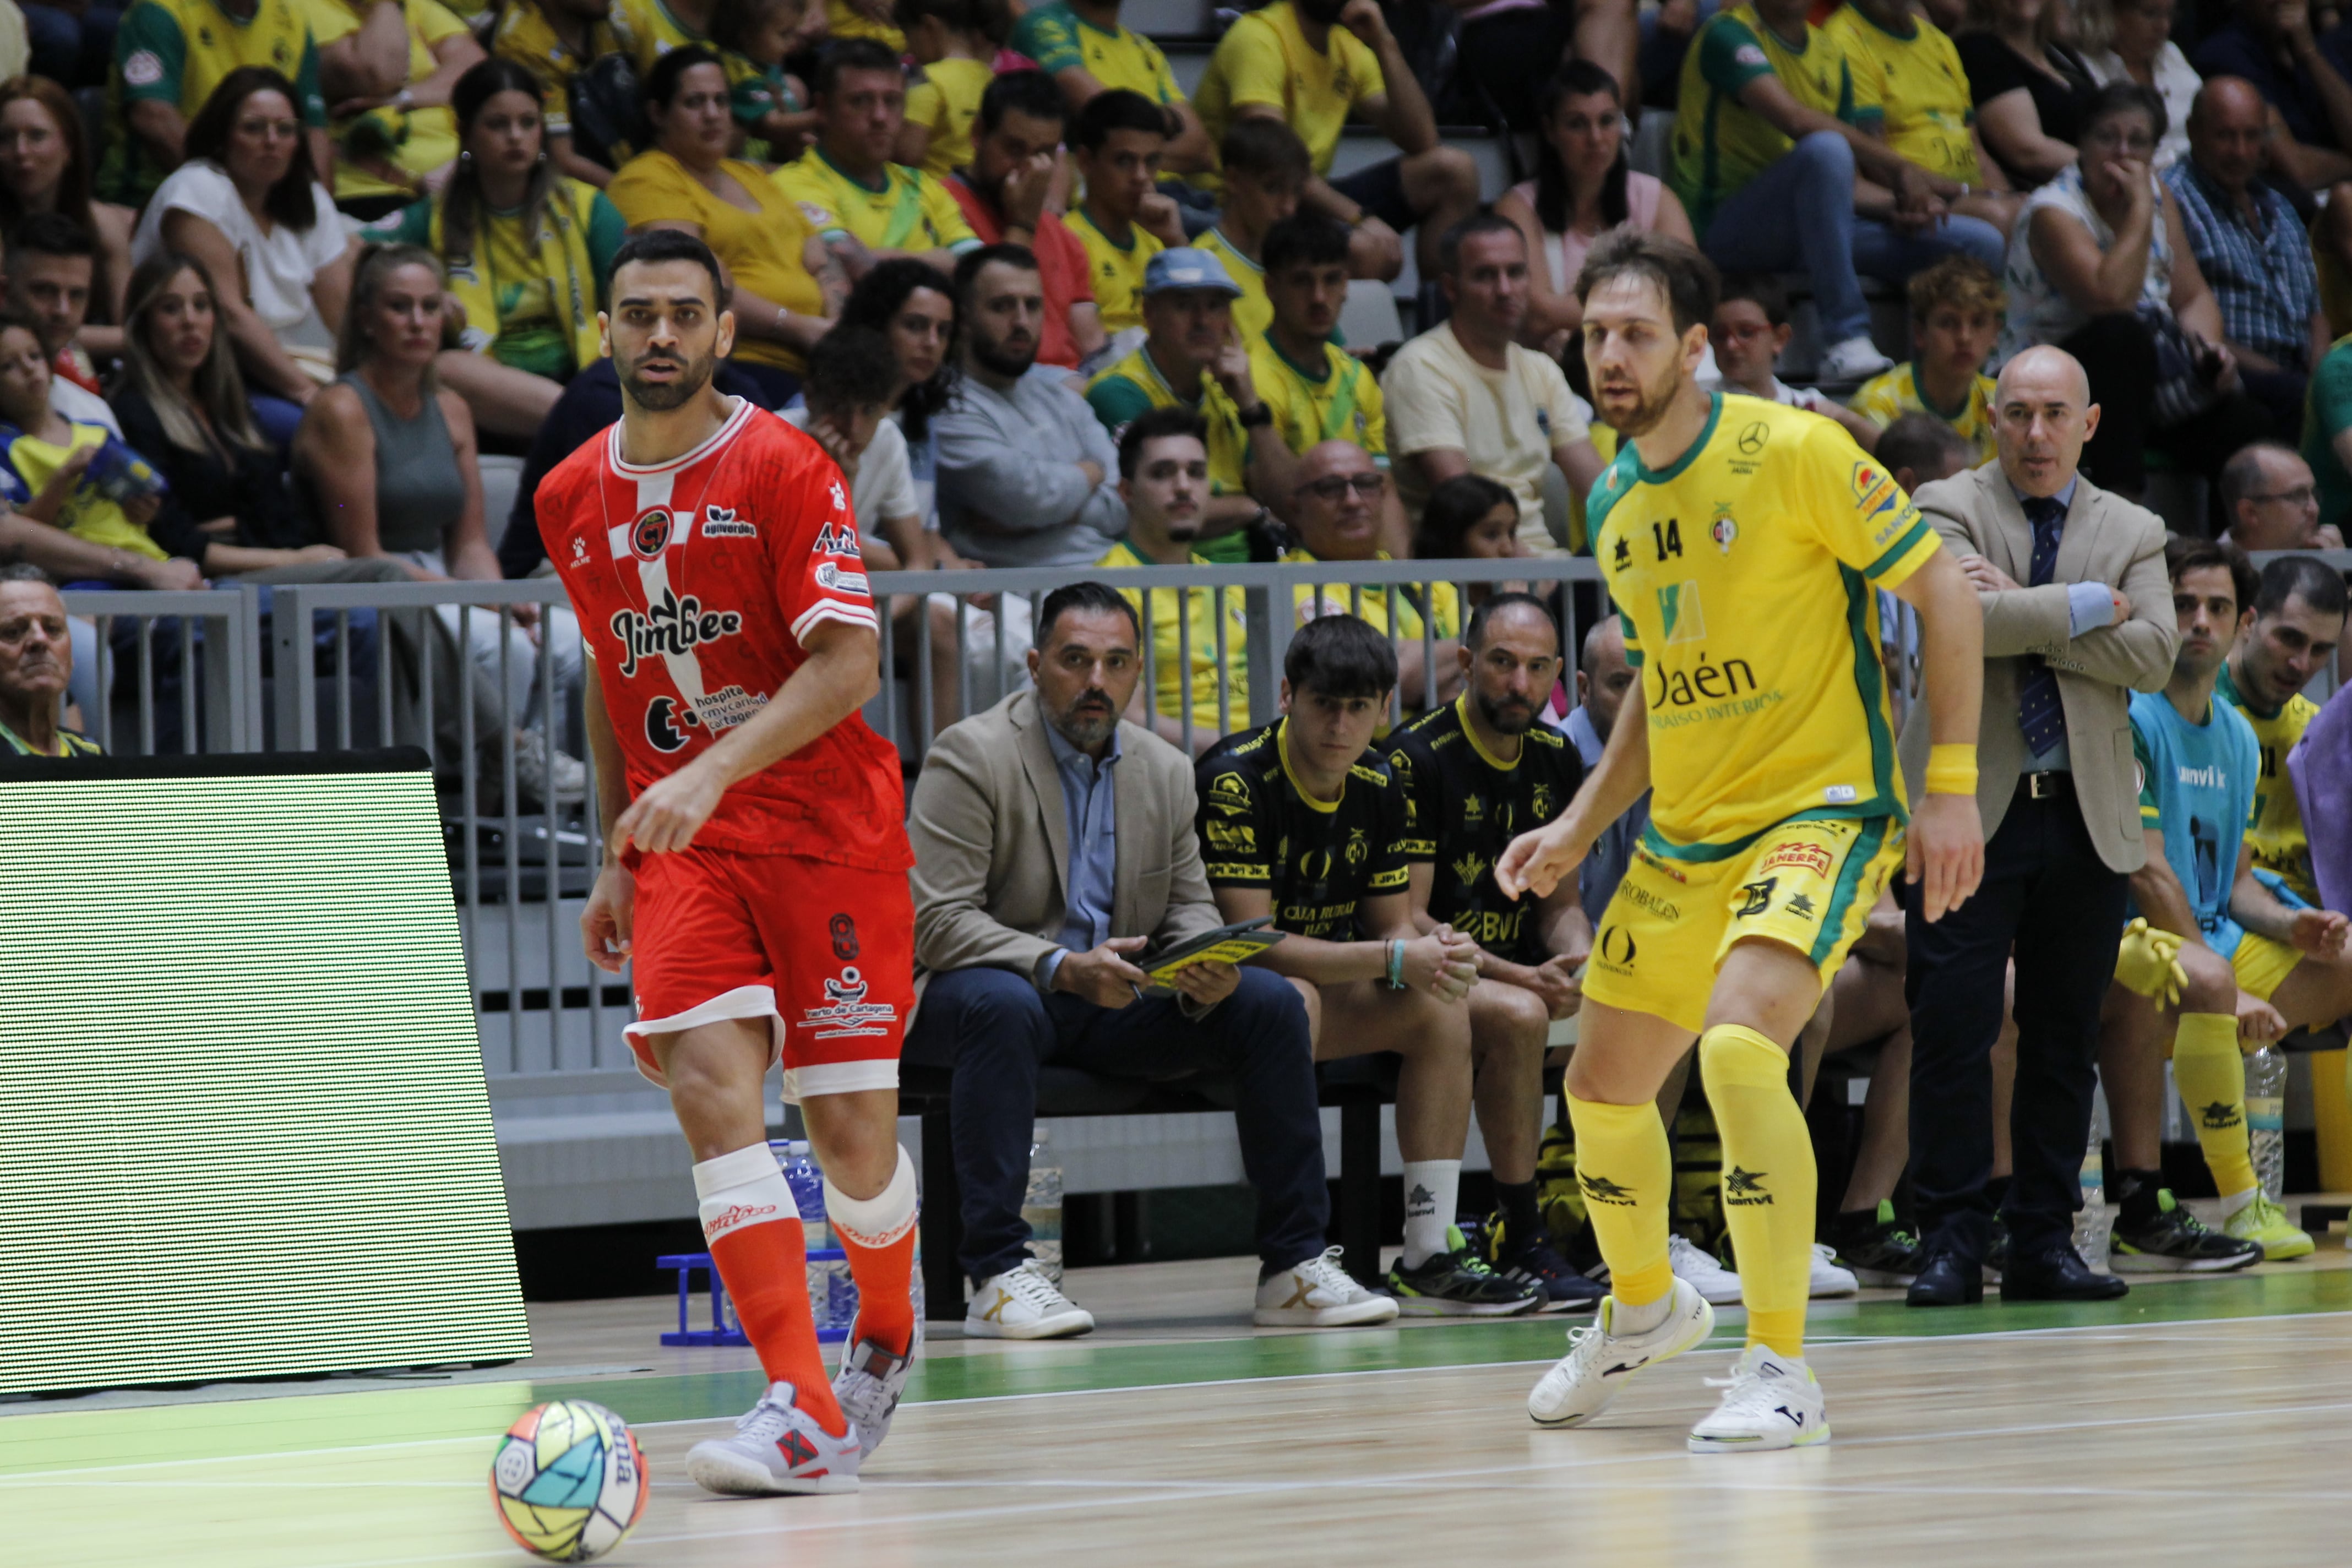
[1473,687,1536,736]
[621,346,717,412]
[1595,354,1686,438]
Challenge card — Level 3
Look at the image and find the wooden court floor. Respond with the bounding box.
[9,1249,2352,1568]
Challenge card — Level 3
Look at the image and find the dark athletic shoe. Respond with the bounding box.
[2109,1190,2263,1273]
[1830,1200,1925,1287]
[1485,1213,1604,1313]
[1386,1226,1544,1316]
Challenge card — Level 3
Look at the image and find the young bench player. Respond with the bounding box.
[552,230,920,1495]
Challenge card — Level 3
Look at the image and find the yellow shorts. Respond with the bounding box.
[2230,931,2302,1002]
[1583,815,1904,1035]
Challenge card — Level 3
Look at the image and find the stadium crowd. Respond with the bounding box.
[1,0,2350,1327]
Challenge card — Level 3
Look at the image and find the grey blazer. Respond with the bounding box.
[1896,462,2177,875]
[909,688,1223,978]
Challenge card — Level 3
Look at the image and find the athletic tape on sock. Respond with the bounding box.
[694,1142,799,1244]
[823,1144,919,1249]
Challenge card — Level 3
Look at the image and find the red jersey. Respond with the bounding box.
[540,396,912,871]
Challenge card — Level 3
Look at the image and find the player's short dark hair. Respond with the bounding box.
[609,227,730,310]
[1037,580,1140,645]
[953,241,1038,308]
[1436,209,1523,279]
[2166,535,2257,614]
[1413,472,1515,561]
[977,66,1065,135]
[1716,271,1787,328]
[1874,413,1974,488]
[803,325,900,416]
[643,43,726,110]
[1071,88,1167,152]
[1261,213,1351,276]
[2253,554,2351,620]
[1286,612,1397,700]
[1117,404,1207,479]
[814,37,905,97]
[1465,591,1559,654]
[1220,116,1311,189]
[0,561,53,586]
[1577,227,1719,337]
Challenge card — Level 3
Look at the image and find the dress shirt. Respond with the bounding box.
[1036,718,1123,989]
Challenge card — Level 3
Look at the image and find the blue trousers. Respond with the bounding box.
[905,963,1329,1285]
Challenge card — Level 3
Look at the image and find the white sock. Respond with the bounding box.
[1401,1159,1461,1267]
[823,1145,919,1248]
[2217,1185,2259,1219]
[1610,1293,1674,1336]
[693,1142,798,1244]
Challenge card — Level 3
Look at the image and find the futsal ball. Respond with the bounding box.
[490,1400,649,1562]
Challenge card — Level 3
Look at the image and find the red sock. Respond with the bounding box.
[697,1146,847,1436]
[825,1146,920,1357]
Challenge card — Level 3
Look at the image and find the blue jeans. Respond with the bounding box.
[1703,131,2005,345]
[904,963,1329,1285]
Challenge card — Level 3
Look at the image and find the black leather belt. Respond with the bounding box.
[2017,770,2073,800]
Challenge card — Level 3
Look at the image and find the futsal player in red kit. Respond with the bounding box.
[549,230,918,1495]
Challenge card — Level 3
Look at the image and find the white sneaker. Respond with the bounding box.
[1688,1344,1831,1454]
[1669,1234,1744,1305]
[685,1380,862,1494]
[1253,1246,1402,1327]
[1809,1242,1859,1298]
[831,1310,920,1458]
[1818,335,1894,382]
[964,1260,1095,1340]
[1527,1276,1715,1428]
[511,727,586,804]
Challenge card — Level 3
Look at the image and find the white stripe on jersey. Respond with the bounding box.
[602,396,762,715]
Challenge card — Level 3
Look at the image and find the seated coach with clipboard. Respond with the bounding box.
[906,582,1401,1342]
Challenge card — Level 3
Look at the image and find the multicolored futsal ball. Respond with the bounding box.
[491,1400,649,1561]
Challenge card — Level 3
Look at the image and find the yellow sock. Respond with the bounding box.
[1699,1025,1815,1359]
[2173,1012,2257,1197]
[1566,1094,1674,1306]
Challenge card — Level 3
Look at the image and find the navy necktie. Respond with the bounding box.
[2016,495,2067,758]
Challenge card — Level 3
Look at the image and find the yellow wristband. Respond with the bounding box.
[1924,743,1978,797]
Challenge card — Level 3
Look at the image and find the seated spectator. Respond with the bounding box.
[607,46,837,404]
[1097,406,1248,749]
[378,58,625,441]
[487,0,619,188]
[1865,411,1975,679]
[1191,0,1479,281]
[1390,591,1602,1309]
[2219,440,2344,550]
[1499,61,1695,357]
[1198,612,1536,1314]
[0,77,134,357]
[1250,215,1387,461]
[1958,0,2100,192]
[2000,81,2274,497]
[2165,77,2328,442]
[1711,273,1888,449]
[906,581,1392,1337]
[709,0,818,164]
[0,501,203,590]
[1008,0,1215,183]
[0,565,101,755]
[309,0,486,219]
[99,0,333,208]
[782,324,923,569]
[0,310,171,564]
[1085,246,1297,562]
[2082,0,2199,169]
[1286,438,1463,706]
[608,0,716,77]
[772,39,982,280]
[1826,0,2024,236]
[1561,615,1646,929]
[292,242,585,802]
[2302,329,2352,531]
[1672,0,2000,384]
[935,243,1127,566]
[129,67,357,445]
[940,70,1104,370]
[2190,0,2352,188]
[1852,255,2005,462]
[839,256,955,530]
[1066,88,1185,339]
[1412,472,1531,614]
[10,212,127,437]
[895,0,1001,181]
[2223,553,2349,907]
[1382,214,1603,556]
[1197,117,1309,342]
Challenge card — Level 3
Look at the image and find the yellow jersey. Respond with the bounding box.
[490,0,618,137]
[1084,343,1254,564]
[1197,226,1271,339]
[1588,393,1942,855]
[608,0,709,73]
[303,0,467,201]
[0,422,165,560]
[1821,3,1980,185]
[1287,547,1461,643]
[1098,537,1250,734]
[1850,362,1997,463]
[606,149,826,369]
[1009,1,1185,106]
[772,148,981,254]
[905,56,995,181]
[824,0,903,53]
[1067,204,1162,332]
[1194,0,1383,187]
[1250,334,1385,460]
[103,0,325,205]
[2217,658,2322,902]
[1671,3,1848,236]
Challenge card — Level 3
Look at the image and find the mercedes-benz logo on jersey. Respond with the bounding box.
[1737,421,1768,455]
[630,507,674,560]
[645,694,700,752]
[610,587,744,677]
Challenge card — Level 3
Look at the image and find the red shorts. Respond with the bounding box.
[622,846,912,1103]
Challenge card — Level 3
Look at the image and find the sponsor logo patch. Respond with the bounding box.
[609,588,743,677]
[815,560,872,596]
[123,49,164,86]
[803,965,896,1039]
[702,505,756,537]
[630,507,673,560]
[1761,842,1833,879]
[812,520,859,556]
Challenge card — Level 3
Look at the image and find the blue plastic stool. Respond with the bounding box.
[658,1249,853,1345]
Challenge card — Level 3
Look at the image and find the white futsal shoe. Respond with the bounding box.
[685,1380,863,1495]
[1253,1246,1403,1326]
[832,1310,921,1458]
[1527,1276,1715,1428]
[1809,1243,1859,1298]
[964,1260,1095,1339]
[1668,1234,1745,1305]
[1687,1345,1830,1454]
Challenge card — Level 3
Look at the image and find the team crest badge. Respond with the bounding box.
[630,507,673,560]
[1711,511,1738,553]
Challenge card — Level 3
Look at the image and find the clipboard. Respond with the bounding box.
[1140,917,1287,994]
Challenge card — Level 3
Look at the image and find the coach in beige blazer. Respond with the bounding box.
[1892,346,2179,1305]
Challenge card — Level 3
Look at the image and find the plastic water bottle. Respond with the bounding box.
[774,1140,856,1333]
[2246,1046,2288,1203]
[1023,1123,1064,1284]
[2073,1090,2111,1271]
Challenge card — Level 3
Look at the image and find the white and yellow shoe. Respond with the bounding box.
[1688,1346,1830,1455]
[2222,1190,2315,1261]
[1253,1246,1402,1327]
[1527,1276,1714,1428]
[964,1260,1094,1340]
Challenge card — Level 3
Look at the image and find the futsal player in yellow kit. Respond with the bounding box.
[1496,231,1986,1452]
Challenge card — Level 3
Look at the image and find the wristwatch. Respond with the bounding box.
[1237,402,1273,430]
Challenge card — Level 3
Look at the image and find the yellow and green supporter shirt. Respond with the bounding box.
[1249,333,1384,461]
[1287,546,1461,644]
[1086,343,1253,564]
[1098,536,1250,734]
[1670,3,1849,238]
[0,421,168,562]
[1197,226,1272,340]
[102,0,326,205]
[904,56,995,181]
[1011,1,1186,107]
[489,0,618,139]
[1587,393,1942,857]
[1819,2,1981,187]
[2216,657,2323,903]
[303,0,470,203]
[608,0,709,73]
[1,719,104,755]
[1193,0,1382,193]
[772,146,981,255]
[385,180,625,381]
[1067,204,1162,333]
[1850,362,1997,464]
[823,0,902,55]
